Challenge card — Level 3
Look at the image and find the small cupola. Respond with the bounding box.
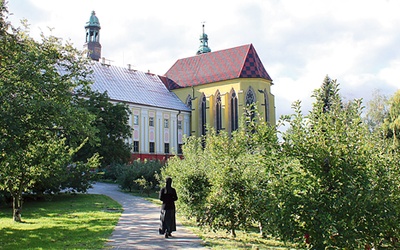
[196,23,211,55]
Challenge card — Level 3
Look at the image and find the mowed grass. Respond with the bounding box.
[180,216,297,250]
[0,194,122,250]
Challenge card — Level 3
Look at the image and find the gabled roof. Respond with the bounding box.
[164,44,272,89]
[87,62,190,112]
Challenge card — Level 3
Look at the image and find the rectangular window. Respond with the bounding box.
[133,141,139,152]
[164,143,169,154]
[178,144,183,154]
[177,120,182,130]
[149,142,155,153]
[133,115,139,125]
[149,117,154,127]
[164,119,169,128]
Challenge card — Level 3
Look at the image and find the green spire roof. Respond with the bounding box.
[86,11,100,28]
[196,24,211,55]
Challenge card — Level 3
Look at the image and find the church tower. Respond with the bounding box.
[84,11,102,61]
[196,23,211,55]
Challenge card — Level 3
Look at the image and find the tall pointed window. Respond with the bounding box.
[264,89,270,124]
[215,90,222,133]
[200,93,207,136]
[245,87,256,122]
[230,89,238,132]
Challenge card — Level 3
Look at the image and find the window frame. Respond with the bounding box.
[149,117,154,127]
[133,141,139,152]
[164,143,170,154]
[149,142,155,153]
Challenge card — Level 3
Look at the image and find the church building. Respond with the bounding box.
[83,11,275,160]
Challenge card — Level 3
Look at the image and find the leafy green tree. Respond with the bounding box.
[383,90,400,147]
[74,91,132,167]
[316,75,341,113]
[0,4,98,221]
[364,89,388,133]
[163,107,280,237]
[281,78,400,249]
[162,135,211,222]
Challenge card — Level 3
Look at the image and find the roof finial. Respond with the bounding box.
[196,22,211,55]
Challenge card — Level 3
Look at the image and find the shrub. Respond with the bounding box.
[114,160,163,192]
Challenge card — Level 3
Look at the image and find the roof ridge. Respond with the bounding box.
[237,44,252,78]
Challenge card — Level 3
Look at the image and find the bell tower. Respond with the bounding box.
[84,11,102,61]
[196,23,211,55]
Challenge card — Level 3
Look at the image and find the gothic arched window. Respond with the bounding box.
[230,89,238,132]
[200,93,207,136]
[215,91,222,133]
[245,87,256,122]
[264,89,270,124]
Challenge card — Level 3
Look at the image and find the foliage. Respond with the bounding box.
[364,89,389,133]
[163,76,400,249]
[163,136,211,222]
[134,176,153,196]
[110,160,163,192]
[281,77,400,249]
[0,4,99,221]
[315,75,341,113]
[0,194,122,249]
[163,107,280,237]
[29,154,100,196]
[74,91,132,167]
[383,89,400,147]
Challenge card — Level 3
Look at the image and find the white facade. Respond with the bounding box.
[128,104,190,156]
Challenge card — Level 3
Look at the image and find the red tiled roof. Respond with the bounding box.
[164,44,272,89]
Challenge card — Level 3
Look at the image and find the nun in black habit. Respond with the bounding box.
[159,177,178,238]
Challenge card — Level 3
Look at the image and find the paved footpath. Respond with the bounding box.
[88,182,208,250]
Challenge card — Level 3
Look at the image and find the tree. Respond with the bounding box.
[383,90,400,147]
[364,89,388,133]
[74,91,132,167]
[281,77,400,249]
[163,107,280,237]
[0,4,98,221]
[315,75,341,113]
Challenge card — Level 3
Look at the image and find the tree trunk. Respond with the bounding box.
[12,195,23,222]
[259,221,265,237]
[231,228,236,238]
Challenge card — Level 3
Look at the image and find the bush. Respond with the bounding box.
[101,163,121,181]
[29,156,100,196]
[108,160,163,192]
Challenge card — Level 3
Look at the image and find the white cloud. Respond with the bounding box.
[379,60,400,88]
[6,0,400,121]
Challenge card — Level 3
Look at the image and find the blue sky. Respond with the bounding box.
[6,0,400,123]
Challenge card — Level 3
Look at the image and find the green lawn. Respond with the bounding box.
[0,194,122,250]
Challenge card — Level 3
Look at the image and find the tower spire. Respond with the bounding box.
[196,22,211,55]
[84,10,102,61]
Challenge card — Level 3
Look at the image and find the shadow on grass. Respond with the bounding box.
[0,193,122,250]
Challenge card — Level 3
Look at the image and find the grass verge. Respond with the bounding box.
[0,193,122,250]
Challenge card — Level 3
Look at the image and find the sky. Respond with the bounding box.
[6,0,400,125]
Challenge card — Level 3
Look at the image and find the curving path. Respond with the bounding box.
[88,182,208,250]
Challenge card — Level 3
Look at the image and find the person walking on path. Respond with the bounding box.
[159,177,178,238]
[88,182,208,249]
